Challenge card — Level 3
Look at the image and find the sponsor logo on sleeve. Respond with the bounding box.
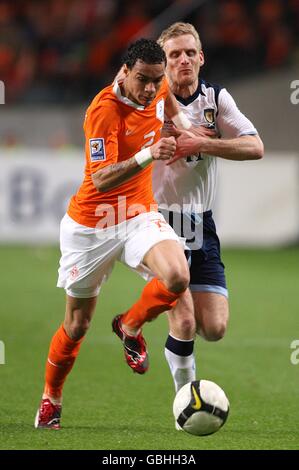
[89,138,106,162]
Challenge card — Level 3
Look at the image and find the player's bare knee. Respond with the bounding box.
[167,277,189,294]
[198,321,227,342]
[169,308,195,333]
[67,318,91,341]
[165,268,190,294]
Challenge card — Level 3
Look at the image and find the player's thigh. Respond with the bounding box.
[122,212,189,287]
[192,291,229,340]
[144,239,189,282]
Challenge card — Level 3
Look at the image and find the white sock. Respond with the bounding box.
[165,334,196,393]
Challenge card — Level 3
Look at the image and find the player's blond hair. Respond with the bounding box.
[157,22,202,51]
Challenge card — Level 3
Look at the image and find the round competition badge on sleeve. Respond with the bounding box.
[89,138,106,162]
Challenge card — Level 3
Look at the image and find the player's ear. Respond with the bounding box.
[199,50,205,67]
[123,64,130,76]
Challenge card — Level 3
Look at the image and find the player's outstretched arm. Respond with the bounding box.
[92,137,177,192]
[167,87,264,165]
[193,133,264,161]
[168,132,264,165]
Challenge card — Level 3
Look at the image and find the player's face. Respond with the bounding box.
[163,34,204,87]
[124,60,165,106]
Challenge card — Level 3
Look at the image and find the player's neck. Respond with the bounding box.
[120,81,138,106]
[120,82,128,99]
[171,79,198,99]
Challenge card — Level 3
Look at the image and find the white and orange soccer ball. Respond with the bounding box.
[173,380,229,436]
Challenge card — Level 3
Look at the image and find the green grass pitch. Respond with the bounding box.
[0,246,298,450]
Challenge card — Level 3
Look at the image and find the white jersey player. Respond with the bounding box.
[154,23,264,404]
[153,79,258,214]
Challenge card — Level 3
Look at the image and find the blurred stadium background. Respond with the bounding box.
[0,0,298,451]
[1,0,299,244]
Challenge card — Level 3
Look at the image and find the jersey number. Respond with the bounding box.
[142,131,156,149]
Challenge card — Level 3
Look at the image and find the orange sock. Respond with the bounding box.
[43,324,83,400]
[122,278,183,330]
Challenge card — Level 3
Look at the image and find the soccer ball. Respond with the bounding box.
[173,380,229,436]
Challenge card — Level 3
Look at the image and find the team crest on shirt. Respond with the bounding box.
[204,108,215,127]
[156,99,164,122]
[89,138,106,162]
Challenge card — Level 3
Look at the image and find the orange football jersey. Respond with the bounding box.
[67,79,169,227]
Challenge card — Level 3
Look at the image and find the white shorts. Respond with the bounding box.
[57,212,184,298]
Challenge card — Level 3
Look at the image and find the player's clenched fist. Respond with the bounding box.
[150,136,177,160]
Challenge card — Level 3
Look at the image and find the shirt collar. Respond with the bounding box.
[113,81,145,110]
[174,79,206,106]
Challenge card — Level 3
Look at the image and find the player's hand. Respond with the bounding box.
[166,131,205,165]
[150,136,177,161]
[161,123,216,143]
[190,125,217,139]
[160,122,181,138]
[166,126,218,165]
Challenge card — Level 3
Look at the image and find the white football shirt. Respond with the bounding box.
[152,79,258,213]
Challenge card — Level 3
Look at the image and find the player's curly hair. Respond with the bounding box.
[123,38,166,69]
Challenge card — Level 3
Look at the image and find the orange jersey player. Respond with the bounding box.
[68,77,170,227]
[35,39,194,430]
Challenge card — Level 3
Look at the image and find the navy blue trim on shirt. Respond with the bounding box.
[199,79,223,114]
[174,80,205,106]
[174,78,223,111]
